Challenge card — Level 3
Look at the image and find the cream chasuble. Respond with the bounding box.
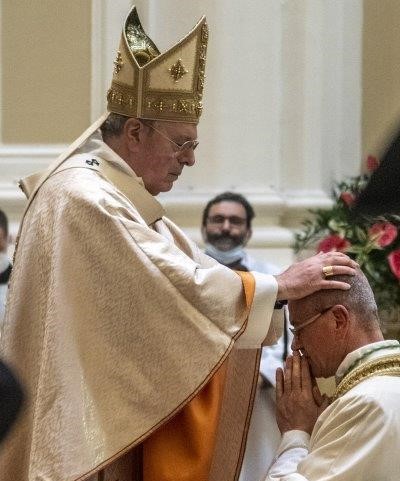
[0,130,280,481]
[266,341,400,481]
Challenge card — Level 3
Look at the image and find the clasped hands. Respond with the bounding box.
[276,352,330,435]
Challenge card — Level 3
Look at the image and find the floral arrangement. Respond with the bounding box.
[294,156,400,312]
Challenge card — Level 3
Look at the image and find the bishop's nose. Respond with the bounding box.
[178,149,195,167]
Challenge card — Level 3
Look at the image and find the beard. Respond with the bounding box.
[206,231,247,252]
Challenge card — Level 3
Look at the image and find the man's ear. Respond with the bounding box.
[123,118,144,150]
[331,304,350,338]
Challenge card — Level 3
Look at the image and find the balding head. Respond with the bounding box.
[290,268,379,332]
[289,268,383,378]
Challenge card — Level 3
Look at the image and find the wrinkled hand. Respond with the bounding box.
[276,353,329,435]
[275,252,358,300]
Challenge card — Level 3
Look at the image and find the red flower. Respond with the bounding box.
[366,155,379,172]
[340,191,355,206]
[317,235,351,253]
[368,222,398,247]
[388,249,400,280]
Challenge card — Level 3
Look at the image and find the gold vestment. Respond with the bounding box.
[0,133,280,480]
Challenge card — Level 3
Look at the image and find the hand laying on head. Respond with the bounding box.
[275,252,358,300]
[276,353,329,435]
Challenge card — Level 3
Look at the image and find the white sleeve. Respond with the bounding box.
[259,335,286,386]
[266,431,310,481]
[267,392,390,481]
[235,272,278,348]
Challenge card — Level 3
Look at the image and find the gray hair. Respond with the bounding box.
[100,113,155,140]
[100,113,130,140]
[292,268,380,331]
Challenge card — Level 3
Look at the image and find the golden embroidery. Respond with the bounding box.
[125,8,160,67]
[169,59,188,82]
[146,97,201,117]
[107,87,135,109]
[107,7,208,123]
[333,354,400,401]
[197,23,208,102]
[175,99,190,112]
[113,51,124,74]
[151,99,165,112]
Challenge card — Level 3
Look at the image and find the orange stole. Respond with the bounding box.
[142,271,255,481]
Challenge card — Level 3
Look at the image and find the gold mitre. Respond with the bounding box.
[107,6,208,124]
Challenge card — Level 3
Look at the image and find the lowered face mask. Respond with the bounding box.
[205,243,245,266]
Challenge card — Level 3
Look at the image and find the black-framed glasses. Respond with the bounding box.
[145,123,199,152]
[207,215,247,227]
[289,306,333,336]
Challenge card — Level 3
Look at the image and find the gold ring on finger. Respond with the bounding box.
[322,265,334,277]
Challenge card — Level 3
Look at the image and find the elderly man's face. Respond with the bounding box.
[136,121,197,195]
[289,300,346,378]
[203,201,250,251]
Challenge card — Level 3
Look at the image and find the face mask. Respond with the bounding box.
[205,243,245,266]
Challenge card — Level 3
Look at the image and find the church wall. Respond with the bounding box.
[362,0,400,161]
[0,0,364,270]
[1,0,91,143]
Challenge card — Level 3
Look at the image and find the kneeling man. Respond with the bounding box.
[267,268,400,481]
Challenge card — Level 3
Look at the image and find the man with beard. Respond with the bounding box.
[202,192,290,481]
[202,192,274,272]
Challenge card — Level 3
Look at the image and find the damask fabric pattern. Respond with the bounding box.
[266,343,400,481]
[0,134,279,481]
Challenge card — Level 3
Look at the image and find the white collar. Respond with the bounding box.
[76,130,141,181]
[335,339,400,384]
[74,129,164,225]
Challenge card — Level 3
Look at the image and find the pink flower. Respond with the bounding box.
[340,191,355,206]
[368,222,398,247]
[317,235,351,253]
[388,249,400,280]
[366,155,379,172]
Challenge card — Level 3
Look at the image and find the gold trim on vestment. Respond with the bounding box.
[333,354,400,401]
[107,6,208,123]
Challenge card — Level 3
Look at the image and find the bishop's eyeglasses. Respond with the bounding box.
[145,123,199,152]
[289,306,333,336]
